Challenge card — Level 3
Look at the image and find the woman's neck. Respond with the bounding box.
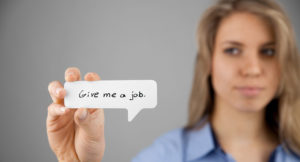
[211,98,266,141]
[210,96,279,161]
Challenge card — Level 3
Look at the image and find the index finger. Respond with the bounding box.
[48,80,66,104]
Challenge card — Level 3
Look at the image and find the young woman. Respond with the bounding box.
[47,0,300,161]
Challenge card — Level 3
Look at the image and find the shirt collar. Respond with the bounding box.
[185,119,217,161]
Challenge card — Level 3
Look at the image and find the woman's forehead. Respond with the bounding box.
[215,12,275,45]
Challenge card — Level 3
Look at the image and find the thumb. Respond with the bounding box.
[74,108,104,138]
[76,108,88,121]
[74,108,90,130]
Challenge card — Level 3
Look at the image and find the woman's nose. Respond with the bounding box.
[241,55,263,77]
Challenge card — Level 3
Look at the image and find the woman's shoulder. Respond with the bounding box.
[131,120,211,162]
[131,127,185,162]
[140,127,185,154]
[156,127,185,143]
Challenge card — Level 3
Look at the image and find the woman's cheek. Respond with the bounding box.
[212,59,234,94]
[266,64,280,95]
[270,71,280,96]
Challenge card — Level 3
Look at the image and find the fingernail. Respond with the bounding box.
[60,107,66,113]
[91,72,97,77]
[67,71,76,78]
[79,109,87,121]
[56,88,62,96]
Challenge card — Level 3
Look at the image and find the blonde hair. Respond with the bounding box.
[186,0,300,154]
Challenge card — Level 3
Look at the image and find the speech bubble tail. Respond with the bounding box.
[128,107,142,122]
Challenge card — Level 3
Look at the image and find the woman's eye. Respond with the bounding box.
[261,48,275,56]
[223,48,240,55]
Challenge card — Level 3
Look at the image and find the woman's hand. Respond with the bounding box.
[47,67,105,162]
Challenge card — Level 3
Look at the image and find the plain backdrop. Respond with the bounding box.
[0,0,299,161]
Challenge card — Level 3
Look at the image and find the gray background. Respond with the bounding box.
[0,0,299,161]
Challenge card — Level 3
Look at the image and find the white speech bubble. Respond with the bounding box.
[64,80,157,122]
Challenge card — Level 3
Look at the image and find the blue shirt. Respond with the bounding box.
[132,121,300,162]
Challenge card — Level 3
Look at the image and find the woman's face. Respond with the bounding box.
[211,12,280,112]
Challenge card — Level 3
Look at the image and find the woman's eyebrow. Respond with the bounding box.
[221,41,243,46]
[262,41,275,46]
[221,41,275,47]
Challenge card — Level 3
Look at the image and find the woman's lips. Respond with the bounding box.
[236,86,264,97]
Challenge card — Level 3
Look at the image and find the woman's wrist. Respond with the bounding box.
[58,157,80,162]
[57,152,80,162]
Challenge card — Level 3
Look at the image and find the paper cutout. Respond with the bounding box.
[64,80,157,121]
